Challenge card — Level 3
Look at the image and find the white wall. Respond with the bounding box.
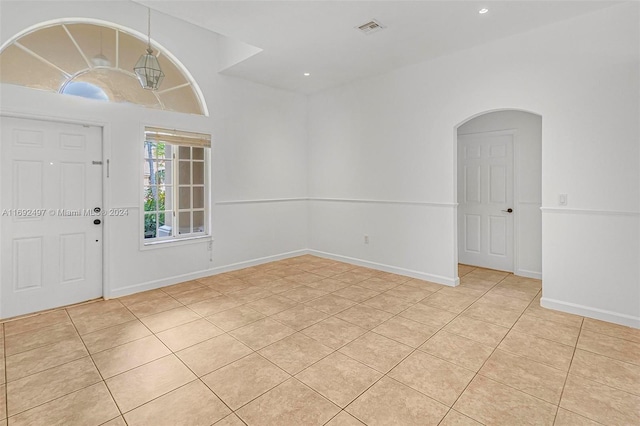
[458,111,542,278]
[0,1,309,305]
[1,1,638,328]
[308,3,639,326]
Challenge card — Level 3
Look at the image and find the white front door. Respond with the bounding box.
[457,131,514,272]
[0,117,103,318]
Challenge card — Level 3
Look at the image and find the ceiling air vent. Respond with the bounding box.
[356,20,385,35]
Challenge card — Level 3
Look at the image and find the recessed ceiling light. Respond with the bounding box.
[304,73,310,76]
[478,8,489,14]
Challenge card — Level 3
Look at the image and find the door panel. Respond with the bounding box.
[13,237,43,290]
[458,132,514,272]
[489,215,507,256]
[464,165,481,203]
[60,233,86,283]
[1,117,103,318]
[464,214,481,253]
[13,160,43,209]
[489,165,507,203]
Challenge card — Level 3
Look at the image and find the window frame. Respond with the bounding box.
[0,20,209,116]
[140,125,211,248]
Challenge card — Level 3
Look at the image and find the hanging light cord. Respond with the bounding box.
[147,7,152,52]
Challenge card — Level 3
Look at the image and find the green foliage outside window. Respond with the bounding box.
[144,140,167,238]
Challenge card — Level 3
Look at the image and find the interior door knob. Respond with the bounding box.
[502,208,513,213]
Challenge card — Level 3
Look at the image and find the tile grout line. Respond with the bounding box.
[0,297,104,327]
[64,307,125,424]
[219,265,503,424]
[437,272,542,423]
[552,315,584,425]
[316,270,492,424]
[201,266,364,424]
[575,326,640,345]
[214,271,410,424]
[328,265,490,425]
[108,292,244,424]
[0,264,441,422]
[3,309,123,423]
[436,268,510,424]
[103,297,208,420]
[432,266,483,426]
[7,260,636,425]
[147,275,297,424]
[111,296,235,420]
[447,274,611,424]
[0,267,538,425]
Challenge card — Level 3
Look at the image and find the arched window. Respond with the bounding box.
[0,21,207,116]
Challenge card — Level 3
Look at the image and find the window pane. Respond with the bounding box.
[62,82,108,101]
[153,170,165,186]
[158,211,173,237]
[158,143,173,161]
[66,24,117,71]
[193,161,204,185]
[145,160,162,186]
[179,146,191,160]
[164,159,173,185]
[117,31,150,72]
[164,184,174,211]
[157,185,170,212]
[0,44,66,91]
[179,187,191,210]
[192,147,204,160]
[144,141,156,159]
[179,161,191,184]
[193,187,204,209]
[143,128,209,244]
[73,69,160,108]
[179,212,191,234]
[193,211,204,233]
[155,160,169,185]
[144,213,157,238]
[158,84,202,115]
[143,186,157,211]
[19,25,87,75]
[156,54,188,92]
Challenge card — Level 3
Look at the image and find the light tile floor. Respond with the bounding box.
[1,255,639,425]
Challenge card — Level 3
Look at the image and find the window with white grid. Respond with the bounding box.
[143,127,210,243]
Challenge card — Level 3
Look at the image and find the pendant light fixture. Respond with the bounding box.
[134,8,164,90]
[92,29,111,67]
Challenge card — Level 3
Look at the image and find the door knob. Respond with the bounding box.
[501,208,513,213]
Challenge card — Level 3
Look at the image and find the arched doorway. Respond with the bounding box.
[455,110,542,278]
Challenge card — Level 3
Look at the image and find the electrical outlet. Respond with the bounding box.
[207,241,213,251]
[364,235,369,244]
[558,194,568,206]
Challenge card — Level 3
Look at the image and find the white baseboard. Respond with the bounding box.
[515,269,542,280]
[107,247,459,299]
[541,297,640,329]
[106,249,309,299]
[308,249,458,286]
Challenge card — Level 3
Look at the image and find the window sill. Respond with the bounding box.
[140,234,212,250]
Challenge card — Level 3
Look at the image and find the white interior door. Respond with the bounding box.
[0,117,103,318]
[458,131,514,272]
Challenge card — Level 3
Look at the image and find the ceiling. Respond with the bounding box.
[136,0,620,94]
